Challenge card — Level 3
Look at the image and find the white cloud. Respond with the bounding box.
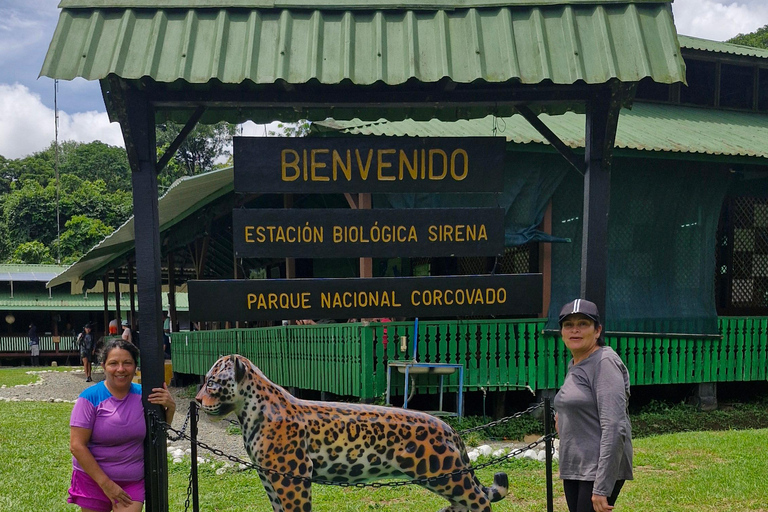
[0,83,123,159]
[673,0,768,41]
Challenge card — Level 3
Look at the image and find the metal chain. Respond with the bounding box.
[183,464,194,512]
[459,401,544,435]
[167,407,192,442]
[151,410,556,489]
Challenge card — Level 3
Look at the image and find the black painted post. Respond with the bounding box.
[544,397,554,512]
[122,86,169,512]
[581,87,621,316]
[190,401,199,512]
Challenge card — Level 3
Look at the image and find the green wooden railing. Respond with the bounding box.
[170,317,768,400]
[0,335,78,353]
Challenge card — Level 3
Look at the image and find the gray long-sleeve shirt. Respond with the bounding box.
[554,346,633,496]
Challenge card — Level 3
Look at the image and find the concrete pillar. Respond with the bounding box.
[694,382,718,411]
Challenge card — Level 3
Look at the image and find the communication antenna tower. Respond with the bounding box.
[54,80,61,264]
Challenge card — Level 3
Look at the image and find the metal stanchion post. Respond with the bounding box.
[190,401,200,512]
[544,397,554,512]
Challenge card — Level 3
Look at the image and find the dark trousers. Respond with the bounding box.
[563,479,625,512]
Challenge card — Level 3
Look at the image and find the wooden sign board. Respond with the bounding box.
[233,207,505,258]
[188,274,542,322]
[233,136,505,194]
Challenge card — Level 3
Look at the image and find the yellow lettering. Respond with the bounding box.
[247,293,257,309]
[333,150,352,182]
[281,149,301,181]
[377,149,396,181]
[355,149,374,180]
[256,226,265,243]
[399,150,418,180]
[450,149,469,181]
[245,226,255,243]
[321,292,331,308]
[311,149,330,181]
[428,149,448,180]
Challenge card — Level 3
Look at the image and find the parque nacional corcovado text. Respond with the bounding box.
[246,287,508,312]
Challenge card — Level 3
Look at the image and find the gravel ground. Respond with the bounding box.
[0,368,250,463]
[0,368,536,466]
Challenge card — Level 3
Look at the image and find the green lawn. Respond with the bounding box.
[0,365,79,387]
[1,399,767,511]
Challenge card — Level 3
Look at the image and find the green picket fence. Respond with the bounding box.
[0,335,77,353]
[170,317,768,400]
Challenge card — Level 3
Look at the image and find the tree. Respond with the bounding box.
[728,25,768,49]
[268,121,311,137]
[59,141,132,191]
[156,121,236,178]
[53,215,113,262]
[10,241,54,264]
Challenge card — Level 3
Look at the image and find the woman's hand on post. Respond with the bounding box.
[148,382,176,422]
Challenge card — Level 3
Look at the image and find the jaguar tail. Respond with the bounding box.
[482,472,509,503]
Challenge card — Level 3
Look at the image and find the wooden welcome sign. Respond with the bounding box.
[189,275,542,321]
[233,136,505,193]
[233,207,505,258]
[188,135,542,321]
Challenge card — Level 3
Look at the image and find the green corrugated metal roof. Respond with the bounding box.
[48,168,234,288]
[0,291,188,311]
[0,264,69,282]
[42,2,685,88]
[59,0,670,7]
[315,102,768,160]
[679,35,768,60]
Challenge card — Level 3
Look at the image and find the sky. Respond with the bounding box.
[1,0,768,160]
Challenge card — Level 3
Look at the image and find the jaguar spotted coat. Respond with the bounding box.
[196,354,509,512]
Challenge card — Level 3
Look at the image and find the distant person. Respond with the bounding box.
[77,324,96,382]
[554,299,633,512]
[68,338,175,512]
[163,331,172,360]
[108,319,119,336]
[28,323,40,366]
[121,320,133,344]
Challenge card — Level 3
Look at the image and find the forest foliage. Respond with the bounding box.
[0,121,237,265]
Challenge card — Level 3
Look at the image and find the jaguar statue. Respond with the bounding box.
[196,354,509,512]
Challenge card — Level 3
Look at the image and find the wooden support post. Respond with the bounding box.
[359,193,372,278]
[113,268,121,326]
[128,260,136,330]
[168,252,177,331]
[284,194,296,279]
[539,201,553,318]
[102,274,109,338]
[581,84,623,317]
[118,82,169,512]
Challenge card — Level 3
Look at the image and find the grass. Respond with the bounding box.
[0,365,80,387]
[3,369,766,511]
[2,397,768,511]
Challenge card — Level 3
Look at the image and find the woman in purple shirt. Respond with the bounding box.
[554,299,633,512]
[68,338,175,512]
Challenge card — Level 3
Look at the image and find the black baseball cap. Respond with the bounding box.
[559,299,600,325]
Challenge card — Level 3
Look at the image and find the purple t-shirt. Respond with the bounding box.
[70,381,146,481]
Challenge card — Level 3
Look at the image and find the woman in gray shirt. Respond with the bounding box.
[554,299,633,512]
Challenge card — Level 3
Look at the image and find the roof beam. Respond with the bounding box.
[516,104,585,175]
[156,105,206,173]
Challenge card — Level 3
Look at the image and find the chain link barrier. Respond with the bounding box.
[150,400,554,491]
[458,401,544,435]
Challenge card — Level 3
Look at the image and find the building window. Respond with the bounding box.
[635,77,672,102]
[680,60,717,107]
[720,64,755,110]
[759,68,768,112]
